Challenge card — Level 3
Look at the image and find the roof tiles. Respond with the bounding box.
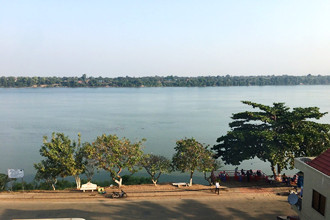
[307,148,330,176]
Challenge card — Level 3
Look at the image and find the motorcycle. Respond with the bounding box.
[109,190,127,198]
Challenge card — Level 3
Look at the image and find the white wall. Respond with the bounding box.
[294,158,330,220]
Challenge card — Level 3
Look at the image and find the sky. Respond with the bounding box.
[1,0,330,77]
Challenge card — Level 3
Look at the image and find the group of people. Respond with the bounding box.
[281,173,303,188]
[234,168,263,182]
[210,168,264,184]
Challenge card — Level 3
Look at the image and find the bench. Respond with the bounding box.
[172,182,188,187]
[80,182,97,192]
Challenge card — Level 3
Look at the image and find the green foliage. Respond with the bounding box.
[79,142,97,182]
[34,179,76,190]
[34,159,59,190]
[55,179,76,190]
[34,133,85,190]
[121,175,152,185]
[213,101,330,177]
[0,174,9,191]
[141,154,172,185]
[172,138,218,186]
[1,75,330,88]
[91,134,145,187]
[12,181,36,191]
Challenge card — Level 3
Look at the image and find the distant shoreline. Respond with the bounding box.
[1,75,329,88]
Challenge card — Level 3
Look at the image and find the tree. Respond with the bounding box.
[70,136,92,189]
[0,174,10,191]
[34,133,85,190]
[34,161,59,190]
[200,157,221,186]
[172,138,217,186]
[91,134,144,187]
[213,101,330,178]
[78,142,97,182]
[141,154,172,186]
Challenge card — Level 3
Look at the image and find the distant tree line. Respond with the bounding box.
[0,74,330,88]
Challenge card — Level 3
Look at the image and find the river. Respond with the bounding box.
[0,86,329,183]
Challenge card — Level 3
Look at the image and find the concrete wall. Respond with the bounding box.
[294,158,330,220]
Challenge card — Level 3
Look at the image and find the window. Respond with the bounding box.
[312,190,326,216]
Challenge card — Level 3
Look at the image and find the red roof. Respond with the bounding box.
[307,148,330,176]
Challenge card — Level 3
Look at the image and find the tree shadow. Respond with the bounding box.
[1,197,292,220]
[1,208,107,220]
[226,206,289,220]
[100,199,224,219]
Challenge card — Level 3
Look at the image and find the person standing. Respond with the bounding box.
[215,182,220,195]
[247,170,251,182]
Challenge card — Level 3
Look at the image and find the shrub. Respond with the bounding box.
[122,175,152,185]
[0,174,9,191]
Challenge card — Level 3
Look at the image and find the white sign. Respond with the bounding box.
[8,169,24,178]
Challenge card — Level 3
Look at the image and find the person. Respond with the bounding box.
[300,186,303,197]
[215,182,220,195]
[282,173,287,182]
[238,173,243,182]
[247,170,251,182]
[235,167,238,175]
[256,170,261,177]
[297,174,303,188]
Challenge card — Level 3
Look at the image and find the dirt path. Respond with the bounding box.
[0,184,296,220]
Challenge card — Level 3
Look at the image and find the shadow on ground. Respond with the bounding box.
[1,198,293,220]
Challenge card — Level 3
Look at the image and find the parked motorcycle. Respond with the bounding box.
[109,190,127,198]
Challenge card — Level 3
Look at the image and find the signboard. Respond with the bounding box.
[7,169,24,178]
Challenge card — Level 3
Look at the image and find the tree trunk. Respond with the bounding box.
[152,179,157,186]
[203,172,212,186]
[51,179,57,191]
[113,168,123,187]
[74,175,81,189]
[189,171,194,186]
[270,162,277,179]
[277,164,282,176]
[114,177,122,187]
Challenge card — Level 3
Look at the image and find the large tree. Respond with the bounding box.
[141,154,172,186]
[213,101,330,177]
[34,133,85,190]
[172,138,218,186]
[91,134,144,187]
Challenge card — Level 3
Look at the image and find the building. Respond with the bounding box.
[293,148,330,220]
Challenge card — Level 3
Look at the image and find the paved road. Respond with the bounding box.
[0,193,295,220]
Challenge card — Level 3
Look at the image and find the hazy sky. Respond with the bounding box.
[1,1,330,77]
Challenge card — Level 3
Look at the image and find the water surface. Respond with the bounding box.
[1,86,329,182]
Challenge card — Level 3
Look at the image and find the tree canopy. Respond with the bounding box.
[141,154,172,186]
[34,133,86,190]
[91,134,145,187]
[213,101,330,177]
[172,138,218,186]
